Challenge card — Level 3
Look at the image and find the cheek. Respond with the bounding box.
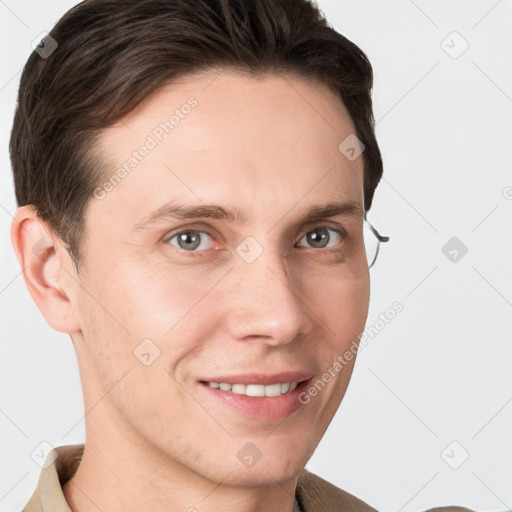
[88,259,201,332]
[77,259,222,379]
[308,269,370,342]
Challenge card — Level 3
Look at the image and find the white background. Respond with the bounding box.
[1,1,511,510]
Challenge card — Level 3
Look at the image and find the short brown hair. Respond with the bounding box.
[10,0,383,274]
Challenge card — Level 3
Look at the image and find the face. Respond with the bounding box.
[70,69,370,485]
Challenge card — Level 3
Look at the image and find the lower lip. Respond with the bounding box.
[198,379,312,421]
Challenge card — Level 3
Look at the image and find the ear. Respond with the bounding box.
[10,205,81,334]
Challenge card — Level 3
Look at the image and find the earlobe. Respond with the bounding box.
[10,205,81,334]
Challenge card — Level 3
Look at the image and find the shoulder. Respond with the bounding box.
[22,444,84,512]
[296,469,478,512]
[296,468,378,511]
[424,508,477,512]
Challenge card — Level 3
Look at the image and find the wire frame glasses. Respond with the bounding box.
[363,213,389,268]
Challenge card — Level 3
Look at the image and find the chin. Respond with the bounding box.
[218,461,305,488]
[188,442,309,488]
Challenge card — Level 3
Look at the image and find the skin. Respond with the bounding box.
[11,68,370,512]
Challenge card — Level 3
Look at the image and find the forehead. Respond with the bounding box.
[91,69,364,231]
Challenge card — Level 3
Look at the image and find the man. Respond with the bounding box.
[9,0,475,510]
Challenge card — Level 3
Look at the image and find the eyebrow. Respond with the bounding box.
[132,200,364,232]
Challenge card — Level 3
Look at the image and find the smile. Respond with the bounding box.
[197,376,314,420]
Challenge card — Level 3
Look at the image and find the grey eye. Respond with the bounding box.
[168,230,214,251]
[296,227,342,249]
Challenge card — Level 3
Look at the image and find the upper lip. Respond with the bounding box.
[199,371,315,386]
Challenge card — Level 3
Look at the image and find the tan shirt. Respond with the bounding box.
[22,444,475,512]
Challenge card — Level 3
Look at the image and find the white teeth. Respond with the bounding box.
[205,381,300,396]
[231,384,246,394]
[246,384,265,396]
[265,383,282,397]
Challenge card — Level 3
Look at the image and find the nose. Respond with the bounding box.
[224,246,315,346]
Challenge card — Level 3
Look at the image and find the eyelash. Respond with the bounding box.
[164,225,346,256]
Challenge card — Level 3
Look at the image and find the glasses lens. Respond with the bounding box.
[363,220,379,268]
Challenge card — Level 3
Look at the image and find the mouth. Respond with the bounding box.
[197,374,314,420]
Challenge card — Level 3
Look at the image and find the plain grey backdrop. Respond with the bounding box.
[1,0,511,510]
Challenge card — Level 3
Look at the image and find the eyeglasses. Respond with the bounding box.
[363,213,390,269]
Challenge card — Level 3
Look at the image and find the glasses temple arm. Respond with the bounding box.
[364,214,390,243]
